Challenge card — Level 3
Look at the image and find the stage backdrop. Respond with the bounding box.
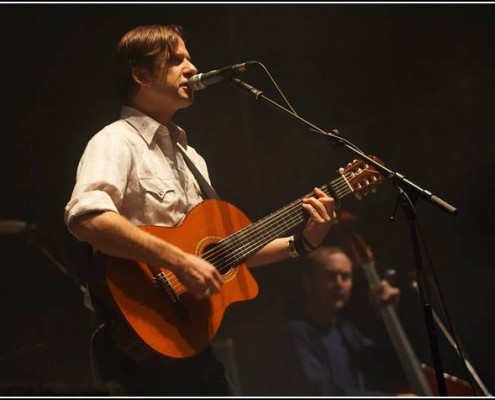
[0,3,494,395]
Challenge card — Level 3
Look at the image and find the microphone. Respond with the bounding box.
[0,220,36,235]
[188,61,256,91]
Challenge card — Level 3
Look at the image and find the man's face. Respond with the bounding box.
[307,250,353,312]
[146,37,198,111]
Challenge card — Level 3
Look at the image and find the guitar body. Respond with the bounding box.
[102,199,259,359]
[96,157,384,361]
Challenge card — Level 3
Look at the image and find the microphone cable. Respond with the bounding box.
[248,61,368,157]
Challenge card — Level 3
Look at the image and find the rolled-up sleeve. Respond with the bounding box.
[64,128,132,227]
[64,190,119,225]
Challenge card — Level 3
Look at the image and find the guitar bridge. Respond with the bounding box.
[153,271,189,321]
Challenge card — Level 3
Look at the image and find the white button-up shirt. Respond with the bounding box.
[64,106,211,231]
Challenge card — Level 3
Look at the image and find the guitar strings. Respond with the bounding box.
[211,173,355,259]
[215,166,377,265]
[164,174,356,293]
[208,176,353,268]
[163,173,357,293]
[164,175,355,293]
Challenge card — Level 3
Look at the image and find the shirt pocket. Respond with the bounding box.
[138,177,176,203]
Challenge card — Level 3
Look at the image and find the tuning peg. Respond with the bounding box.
[384,268,397,279]
[384,269,398,286]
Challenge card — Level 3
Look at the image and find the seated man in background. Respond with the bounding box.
[288,242,415,396]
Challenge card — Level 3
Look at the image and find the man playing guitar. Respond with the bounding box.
[64,24,337,396]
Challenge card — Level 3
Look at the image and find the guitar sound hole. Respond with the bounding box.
[203,242,233,275]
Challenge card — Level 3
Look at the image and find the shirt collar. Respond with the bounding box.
[120,105,188,148]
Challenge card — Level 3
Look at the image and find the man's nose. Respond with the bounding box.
[185,60,198,76]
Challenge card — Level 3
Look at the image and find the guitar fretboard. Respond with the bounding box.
[201,173,354,273]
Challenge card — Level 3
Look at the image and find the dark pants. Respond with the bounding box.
[90,324,235,396]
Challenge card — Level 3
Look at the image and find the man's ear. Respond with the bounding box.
[131,66,150,86]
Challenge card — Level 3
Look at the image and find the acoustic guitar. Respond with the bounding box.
[99,156,384,359]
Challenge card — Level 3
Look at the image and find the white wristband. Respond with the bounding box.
[287,235,300,258]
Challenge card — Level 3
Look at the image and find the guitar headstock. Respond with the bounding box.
[339,155,384,200]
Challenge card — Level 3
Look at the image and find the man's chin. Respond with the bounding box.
[332,299,346,310]
[180,95,194,108]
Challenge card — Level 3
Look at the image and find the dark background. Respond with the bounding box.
[0,3,494,396]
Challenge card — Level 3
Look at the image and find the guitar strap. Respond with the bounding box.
[176,142,220,200]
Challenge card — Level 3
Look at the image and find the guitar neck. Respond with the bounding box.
[208,174,354,268]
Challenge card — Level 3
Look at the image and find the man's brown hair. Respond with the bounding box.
[113,24,185,101]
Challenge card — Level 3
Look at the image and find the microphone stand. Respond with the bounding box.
[25,232,86,295]
[410,281,492,396]
[229,77,459,396]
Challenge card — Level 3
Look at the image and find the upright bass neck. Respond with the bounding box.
[361,260,433,396]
